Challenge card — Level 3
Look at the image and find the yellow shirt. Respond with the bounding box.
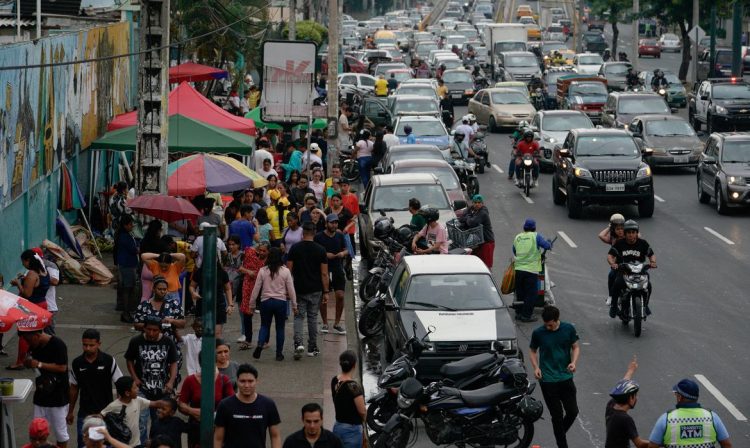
[437,85,448,99]
[266,205,290,240]
[375,78,388,96]
[175,241,196,272]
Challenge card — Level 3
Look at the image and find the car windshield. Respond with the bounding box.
[372,184,450,211]
[645,120,695,137]
[548,26,563,32]
[390,151,444,164]
[441,59,462,69]
[545,71,573,86]
[543,115,593,131]
[395,166,459,189]
[396,121,446,136]
[713,84,750,99]
[398,86,435,97]
[405,274,503,310]
[579,55,603,65]
[576,135,639,157]
[418,43,438,53]
[605,64,630,75]
[505,55,537,67]
[391,71,412,82]
[543,43,567,53]
[394,99,438,113]
[442,71,472,83]
[722,141,750,163]
[617,97,670,114]
[716,52,732,64]
[569,83,608,96]
[642,39,657,46]
[492,92,529,104]
[584,34,605,43]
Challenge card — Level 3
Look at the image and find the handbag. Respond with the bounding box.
[501,260,516,295]
[103,405,132,444]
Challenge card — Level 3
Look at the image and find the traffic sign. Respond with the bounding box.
[688,25,706,43]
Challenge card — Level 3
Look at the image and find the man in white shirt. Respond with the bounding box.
[383,125,400,148]
[253,141,273,171]
[304,143,324,170]
[455,116,475,142]
[190,223,227,268]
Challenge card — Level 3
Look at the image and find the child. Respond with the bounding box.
[101,376,165,448]
[182,317,203,376]
[22,418,55,448]
[255,208,273,244]
[149,398,187,447]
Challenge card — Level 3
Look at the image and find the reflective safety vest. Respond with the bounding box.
[513,232,541,273]
[663,407,717,448]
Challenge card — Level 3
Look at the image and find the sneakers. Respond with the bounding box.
[237,335,246,343]
[333,324,346,335]
[294,345,305,361]
[645,305,652,316]
[276,354,285,361]
[320,324,329,334]
[307,349,320,357]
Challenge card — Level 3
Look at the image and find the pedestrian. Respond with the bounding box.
[213,363,282,448]
[216,339,240,387]
[460,194,495,268]
[123,315,179,444]
[410,207,449,254]
[287,221,330,359]
[19,328,69,448]
[22,418,54,448]
[258,159,276,181]
[190,258,234,338]
[290,175,314,209]
[33,248,60,334]
[138,221,166,304]
[140,252,186,304]
[249,247,298,361]
[314,214,349,335]
[113,216,140,323]
[283,403,343,448]
[225,235,246,335]
[331,350,366,448]
[646,379,732,447]
[267,196,291,247]
[229,205,258,250]
[310,169,326,203]
[196,197,226,236]
[239,243,270,350]
[383,125,400,149]
[280,212,303,255]
[182,317,203,376]
[7,250,50,370]
[605,356,648,448]
[80,416,130,448]
[149,397,188,447]
[337,108,353,158]
[353,130,374,189]
[255,208,273,244]
[528,306,580,448]
[513,218,553,322]
[101,376,166,448]
[254,140,274,172]
[109,181,131,232]
[67,329,123,448]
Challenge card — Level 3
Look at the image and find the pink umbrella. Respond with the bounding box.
[0,290,53,333]
[128,195,202,223]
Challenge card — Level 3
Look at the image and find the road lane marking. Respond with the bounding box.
[654,195,665,202]
[694,374,748,421]
[557,231,578,248]
[703,227,735,245]
[520,192,534,204]
[492,164,504,174]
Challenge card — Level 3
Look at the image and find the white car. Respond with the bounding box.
[530,110,594,167]
[544,24,566,42]
[658,33,681,52]
[573,53,604,75]
[337,73,376,92]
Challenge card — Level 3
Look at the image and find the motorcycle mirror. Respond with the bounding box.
[425,325,436,337]
[412,320,418,337]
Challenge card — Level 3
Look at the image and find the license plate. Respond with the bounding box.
[606,183,625,192]
[452,94,462,99]
[674,156,689,164]
[588,111,601,116]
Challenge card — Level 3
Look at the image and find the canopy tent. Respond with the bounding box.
[92,114,253,154]
[169,62,228,83]
[245,107,327,131]
[107,82,256,136]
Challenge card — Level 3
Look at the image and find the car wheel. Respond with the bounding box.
[489,116,497,133]
[697,176,710,203]
[715,184,729,215]
[552,175,565,205]
[566,186,583,219]
[706,113,714,134]
[638,195,655,218]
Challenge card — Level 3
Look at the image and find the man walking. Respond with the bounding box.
[287,222,330,359]
[513,218,553,322]
[646,379,732,448]
[314,214,349,335]
[67,329,123,448]
[528,306,580,448]
[283,403,343,448]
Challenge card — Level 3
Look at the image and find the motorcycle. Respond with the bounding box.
[615,262,652,338]
[358,244,410,338]
[654,85,668,99]
[373,358,542,448]
[474,75,490,91]
[516,152,538,197]
[367,322,509,433]
[531,88,545,111]
[452,157,480,198]
[339,145,360,184]
[511,236,557,313]
[471,132,490,173]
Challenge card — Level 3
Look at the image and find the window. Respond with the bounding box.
[340,75,357,86]
[361,76,375,87]
[481,94,491,106]
[576,135,639,157]
[403,274,503,310]
[390,266,409,306]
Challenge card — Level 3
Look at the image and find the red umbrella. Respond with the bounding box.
[128,194,202,223]
[169,62,228,83]
[0,290,53,333]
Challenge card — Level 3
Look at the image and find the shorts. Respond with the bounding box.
[34,404,70,443]
[330,267,346,292]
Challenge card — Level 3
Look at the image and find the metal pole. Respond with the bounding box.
[631,0,639,71]
[289,0,296,40]
[199,226,218,448]
[731,1,743,77]
[572,0,580,53]
[16,0,20,40]
[691,0,699,84]
[36,0,41,38]
[327,0,340,174]
[709,4,716,78]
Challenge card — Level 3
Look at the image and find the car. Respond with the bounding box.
[697,132,750,213]
[373,62,409,79]
[432,56,463,75]
[338,73,376,92]
[441,69,476,104]
[688,78,750,134]
[493,81,531,99]
[378,144,448,173]
[697,48,741,81]
[573,53,603,75]
[388,159,468,207]
[393,83,440,102]
[410,31,435,48]
[541,41,568,55]
[457,28,479,41]
[544,25,566,42]
[385,68,414,86]
[598,62,633,91]
[587,16,606,31]
[496,51,542,83]
[382,254,519,378]
[444,34,468,50]
[394,116,451,150]
[474,2,494,18]
[551,129,655,218]
[658,33,681,52]
[389,95,441,123]
[343,55,368,73]
[561,80,609,122]
[530,110,594,169]
[582,31,607,54]
[638,39,661,58]
[413,41,439,62]
[601,92,672,129]
[629,115,704,168]
[468,88,536,132]
[357,174,458,261]
[637,70,687,107]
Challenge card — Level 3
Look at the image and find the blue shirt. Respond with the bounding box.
[406,134,416,144]
[115,231,139,268]
[648,403,730,443]
[512,233,552,255]
[229,219,256,249]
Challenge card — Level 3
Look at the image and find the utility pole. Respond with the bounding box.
[572,0,579,53]
[289,0,296,40]
[327,0,339,171]
[691,0,699,84]
[709,4,716,78]
[198,226,218,448]
[135,0,170,197]
[731,0,743,76]
[631,0,639,71]
[36,0,41,38]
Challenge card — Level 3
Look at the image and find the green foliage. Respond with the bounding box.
[282,20,329,45]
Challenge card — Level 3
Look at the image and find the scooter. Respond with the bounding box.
[451,156,480,197]
[615,262,653,338]
[511,236,557,314]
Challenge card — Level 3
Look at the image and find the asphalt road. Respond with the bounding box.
[362,2,750,447]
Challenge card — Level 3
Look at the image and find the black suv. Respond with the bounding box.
[552,129,655,218]
[697,132,750,214]
[688,79,750,134]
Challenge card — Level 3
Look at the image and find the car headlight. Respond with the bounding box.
[728,176,746,186]
[464,89,474,95]
[574,167,592,178]
[544,136,556,143]
[714,105,728,114]
[646,147,665,155]
[637,165,652,178]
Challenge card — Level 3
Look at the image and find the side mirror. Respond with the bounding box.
[453,199,467,210]
[700,94,709,100]
[703,156,716,165]
[373,166,384,175]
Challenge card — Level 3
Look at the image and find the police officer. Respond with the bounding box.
[646,379,732,448]
[512,219,553,322]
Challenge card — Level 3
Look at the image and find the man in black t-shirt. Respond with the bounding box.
[314,214,349,335]
[605,357,648,448]
[287,222,330,359]
[22,329,70,448]
[606,220,656,318]
[215,363,281,448]
[283,403,343,448]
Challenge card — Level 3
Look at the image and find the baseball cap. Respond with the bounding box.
[32,247,44,258]
[29,418,50,439]
[326,213,339,222]
[523,218,536,230]
[672,379,699,400]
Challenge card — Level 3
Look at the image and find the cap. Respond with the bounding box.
[472,194,484,202]
[268,189,281,201]
[29,418,50,439]
[326,213,339,222]
[32,247,44,258]
[523,218,536,231]
[339,177,350,184]
[672,379,699,400]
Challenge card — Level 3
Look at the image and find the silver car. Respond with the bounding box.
[658,33,681,52]
[530,110,594,168]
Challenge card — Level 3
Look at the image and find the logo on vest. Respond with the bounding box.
[680,425,703,439]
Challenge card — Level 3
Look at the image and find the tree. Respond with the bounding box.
[282,20,329,45]
[589,0,632,58]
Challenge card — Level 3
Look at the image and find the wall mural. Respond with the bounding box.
[0,21,132,208]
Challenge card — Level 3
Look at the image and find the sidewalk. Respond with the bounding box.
[1,274,360,445]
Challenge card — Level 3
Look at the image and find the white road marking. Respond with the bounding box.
[492,164,504,174]
[703,227,735,245]
[654,195,665,203]
[694,374,748,421]
[557,231,578,248]
[520,192,534,204]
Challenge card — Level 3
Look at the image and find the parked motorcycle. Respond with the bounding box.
[614,262,653,337]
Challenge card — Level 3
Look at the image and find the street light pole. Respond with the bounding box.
[289,0,296,40]
[691,0,699,84]
[631,0,638,70]
[326,0,340,171]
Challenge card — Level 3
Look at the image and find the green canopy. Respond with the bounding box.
[245,107,327,131]
[91,114,253,154]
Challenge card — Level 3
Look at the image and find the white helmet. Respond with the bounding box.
[462,115,469,123]
[310,142,320,150]
[467,113,476,122]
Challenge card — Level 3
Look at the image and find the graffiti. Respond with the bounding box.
[0,21,132,209]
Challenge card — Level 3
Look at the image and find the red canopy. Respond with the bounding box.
[169,62,228,83]
[107,82,256,136]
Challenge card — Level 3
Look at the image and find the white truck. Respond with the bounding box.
[483,23,529,79]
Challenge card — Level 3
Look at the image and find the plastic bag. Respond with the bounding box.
[501,260,515,295]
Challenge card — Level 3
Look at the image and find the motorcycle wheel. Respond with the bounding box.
[476,156,485,173]
[358,304,384,337]
[359,273,380,302]
[524,173,531,197]
[633,294,643,337]
[373,419,412,448]
[342,160,360,183]
[511,419,536,448]
[366,396,398,433]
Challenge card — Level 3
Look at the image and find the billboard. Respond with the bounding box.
[261,40,317,124]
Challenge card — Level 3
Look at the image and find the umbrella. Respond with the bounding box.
[244,108,327,131]
[56,210,84,259]
[59,162,86,211]
[0,290,53,333]
[169,62,228,84]
[128,195,202,223]
[167,154,269,196]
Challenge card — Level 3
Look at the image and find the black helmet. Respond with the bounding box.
[454,130,466,140]
[623,219,639,232]
[419,206,439,223]
[373,216,394,240]
[517,396,544,422]
[523,129,534,139]
[396,225,414,245]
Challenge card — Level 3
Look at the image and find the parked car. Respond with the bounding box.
[658,33,681,52]
[338,73,376,92]
[638,39,661,58]
[629,115,704,168]
[697,132,750,213]
[468,88,536,132]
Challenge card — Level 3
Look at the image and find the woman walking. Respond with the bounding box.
[239,243,269,350]
[331,350,366,448]
[249,247,297,361]
[354,130,374,189]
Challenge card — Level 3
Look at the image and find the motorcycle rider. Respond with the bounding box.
[607,220,656,318]
[455,116,475,144]
[603,48,612,62]
[626,67,640,90]
[451,129,478,160]
[467,113,479,134]
[618,52,629,62]
[411,207,449,254]
[651,69,668,92]
[440,93,455,128]
[386,72,398,92]
[436,63,447,80]
[551,50,565,66]
[528,75,546,109]
[514,129,540,187]
[509,120,530,180]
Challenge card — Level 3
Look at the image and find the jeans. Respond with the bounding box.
[76,415,85,448]
[607,269,617,298]
[294,292,321,349]
[333,421,363,448]
[242,313,254,342]
[358,156,373,189]
[508,156,516,178]
[515,270,538,319]
[258,298,288,356]
[539,379,579,448]
[138,391,158,446]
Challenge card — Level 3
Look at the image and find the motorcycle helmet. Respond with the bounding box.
[623,219,639,232]
[467,113,476,122]
[609,213,625,225]
[653,69,662,77]
[610,379,640,401]
[523,129,534,139]
[518,396,544,422]
[404,125,413,134]
[373,216,394,240]
[419,206,439,223]
[396,225,415,245]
